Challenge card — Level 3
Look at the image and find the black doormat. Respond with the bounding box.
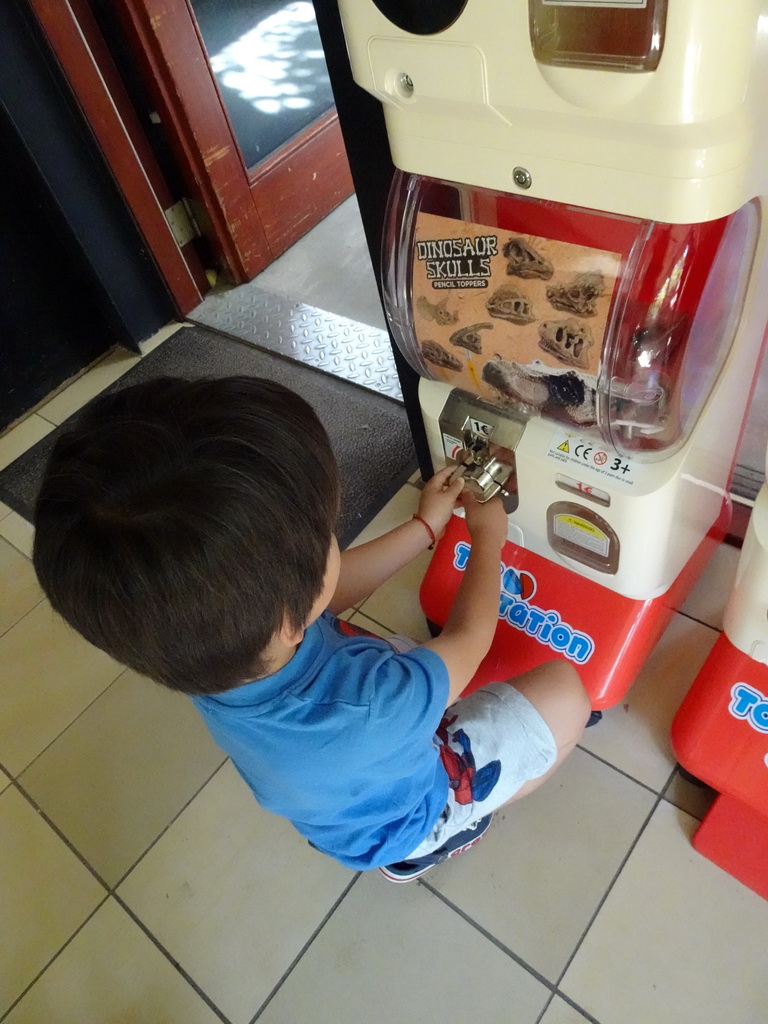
[0,324,416,549]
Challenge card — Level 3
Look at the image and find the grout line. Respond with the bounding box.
[12,660,127,781]
[112,758,228,890]
[0,896,110,1023]
[552,773,674,992]
[659,764,699,806]
[534,993,557,1024]
[419,880,558,993]
[0,592,47,641]
[348,609,401,637]
[574,743,661,797]
[548,991,603,1024]
[674,608,723,633]
[0,415,55,469]
[248,872,362,1023]
[6,762,234,1022]
[534,990,602,1024]
[8,776,112,891]
[425,876,601,1024]
[111,891,233,1024]
[12,705,226,890]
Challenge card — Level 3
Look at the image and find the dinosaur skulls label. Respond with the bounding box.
[453,542,595,665]
[415,234,497,287]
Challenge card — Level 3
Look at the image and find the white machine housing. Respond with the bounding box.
[337,0,768,224]
[336,1,768,601]
[723,445,768,662]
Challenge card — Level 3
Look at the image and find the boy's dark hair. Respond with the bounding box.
[33,376,340,695]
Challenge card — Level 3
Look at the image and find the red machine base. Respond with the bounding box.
[693,794,768,901]
[421,514,721,709]
[672,633,768,817]
[672,633,768,899]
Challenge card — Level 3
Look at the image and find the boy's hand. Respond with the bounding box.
[462,491,508,551]
[417,466,465,539]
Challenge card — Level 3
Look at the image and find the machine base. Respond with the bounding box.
[671,633,768,818]
[421,513,724,709]
[693,794,768,901]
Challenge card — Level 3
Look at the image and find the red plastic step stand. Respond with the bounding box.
[421,510,725,710]
[693,794,768,900]
[672,632,768,899]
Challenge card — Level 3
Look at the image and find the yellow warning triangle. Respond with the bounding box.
[557,440,570,453]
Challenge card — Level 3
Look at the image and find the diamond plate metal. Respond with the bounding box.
[189,284,403,401]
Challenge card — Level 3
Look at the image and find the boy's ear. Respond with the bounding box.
[278,616,305,649]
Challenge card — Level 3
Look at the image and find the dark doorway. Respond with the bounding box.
[0,106,115,432]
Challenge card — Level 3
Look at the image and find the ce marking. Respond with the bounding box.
[574,443,593,461]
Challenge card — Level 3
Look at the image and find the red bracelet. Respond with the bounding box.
[412,514,436,549]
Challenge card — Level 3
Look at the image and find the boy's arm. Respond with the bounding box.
[328,467,464,614]
[422,495,507,707]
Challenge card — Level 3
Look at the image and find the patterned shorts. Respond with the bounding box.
[405,682,558,860]
[337,621,557,862]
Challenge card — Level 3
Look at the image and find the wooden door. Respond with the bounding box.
[26,0,209,315]
[114,0,354,283]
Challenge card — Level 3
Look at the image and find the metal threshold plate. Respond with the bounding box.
[189,284,402,402]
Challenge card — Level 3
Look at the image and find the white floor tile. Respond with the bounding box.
[0,536,43,637]
[579,612,719,790]
[258,872,550,1024]
[0,788,104,1016]
[0,601,124,776]
[20,669,226,886]
[427,747,656,982]
[0,415,53,471]
[0,501,11,520]
[539,996,595,1024]
[347,610,394,637]
[357,549,434,641]
[33,324,184,428]
[679,541,741,630]
[140,320,187,355]
[3,898,221,1024]
[117,761,354,1024]
[35,349,141,426]
[0,511,34,559]
[560,801,768,1024]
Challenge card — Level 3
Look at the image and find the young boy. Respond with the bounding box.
[33,375,590,881]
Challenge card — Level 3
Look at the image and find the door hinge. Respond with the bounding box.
[164,198,201,247]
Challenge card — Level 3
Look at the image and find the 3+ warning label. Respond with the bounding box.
[546,433,636,487]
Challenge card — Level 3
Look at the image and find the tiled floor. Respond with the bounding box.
[1,364,766,1022]
[2,201,768,1022]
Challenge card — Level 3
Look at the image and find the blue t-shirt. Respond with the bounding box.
[192,613,450,869]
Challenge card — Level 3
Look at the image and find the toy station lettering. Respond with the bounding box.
[453,542,595,665]
[416,235,497,286]
[729,683,768,734]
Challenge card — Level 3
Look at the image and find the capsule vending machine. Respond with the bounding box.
[335,0,768,707]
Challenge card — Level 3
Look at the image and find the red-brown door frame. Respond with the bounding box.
[26,0,207,314]
[113,0,354,283]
